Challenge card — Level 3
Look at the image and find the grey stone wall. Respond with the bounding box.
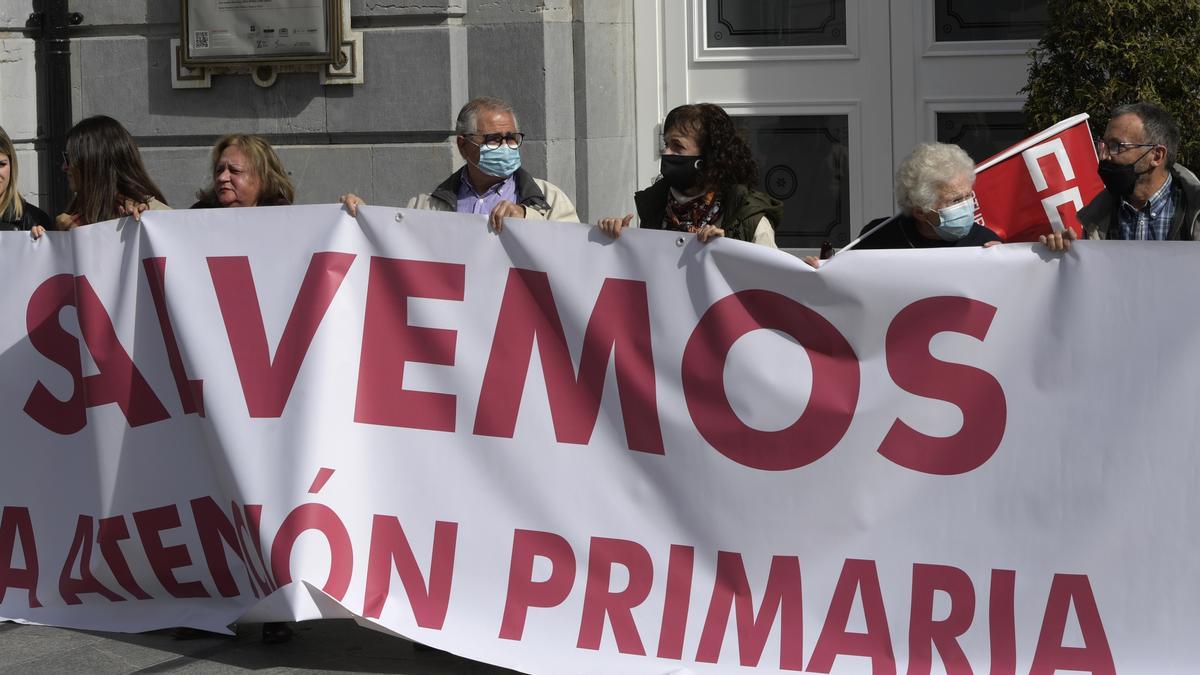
[1,0,636,221]
[570,0,636,221]
[0,1,45,207]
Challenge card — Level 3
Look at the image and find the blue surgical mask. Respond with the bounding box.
[474,145,521,178]
[934,196,975,241]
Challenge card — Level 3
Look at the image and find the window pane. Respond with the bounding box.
[934,0,1048,42]
[735,115,851,248]
[936,111,1028,163]
[706,0,846,48]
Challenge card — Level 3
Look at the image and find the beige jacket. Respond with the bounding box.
[407,167,579,223]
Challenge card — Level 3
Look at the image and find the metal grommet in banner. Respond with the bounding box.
[675,236,685,247]
[395,211,404,222]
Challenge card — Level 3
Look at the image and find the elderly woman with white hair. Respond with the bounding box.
[853,142,1000,249]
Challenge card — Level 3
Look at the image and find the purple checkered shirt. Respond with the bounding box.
[456,171,517,215]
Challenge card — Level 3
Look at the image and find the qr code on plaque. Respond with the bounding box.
[193,31,210,49]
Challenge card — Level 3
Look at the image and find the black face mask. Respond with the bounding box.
[1097,147,1155,198]
[660,154,703,192]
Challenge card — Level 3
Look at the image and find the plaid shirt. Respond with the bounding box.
[1117,175,1176,240]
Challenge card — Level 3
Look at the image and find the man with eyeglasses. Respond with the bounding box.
[341,96,577,232]
[1042,102,1200,251]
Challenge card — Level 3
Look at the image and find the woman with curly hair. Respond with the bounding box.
[598,103,780,246]
[191,134,294,209]
[58,115,168,228]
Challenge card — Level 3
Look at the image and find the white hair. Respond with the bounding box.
[455,96,519,135]
[894,142,975,211]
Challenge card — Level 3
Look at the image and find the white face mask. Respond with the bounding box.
[933,195,976,241]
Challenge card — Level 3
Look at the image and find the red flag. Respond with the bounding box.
[973,114,1104,242]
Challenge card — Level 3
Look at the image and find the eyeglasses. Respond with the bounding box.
[1095,137,1158,157]
[937,190,976,210]
[60,151,70,166]
[463,132,524,150]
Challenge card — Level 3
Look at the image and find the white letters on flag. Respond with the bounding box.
[974,113,1104,241]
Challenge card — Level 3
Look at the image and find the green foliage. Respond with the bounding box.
[1022,0,1200,167]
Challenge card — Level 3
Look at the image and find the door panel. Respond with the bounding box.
[936,110,1029,162]
[735,113,850,248]
[702,0,847,49]
[933,0,1048,42]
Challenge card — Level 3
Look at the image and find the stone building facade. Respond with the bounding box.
[0,1,637,223]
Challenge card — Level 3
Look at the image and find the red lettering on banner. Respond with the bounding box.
[355,258,465,432]
[499,529,577,640]
[24,274,170,434]
[0,506,42,608]
[243,504,276,591]
[190,497,255,598]
[682,290,859,471]
[908,563,974,675]
[228,504,273,597]
[270,503,353,601]
[989,568,1017,675]
[23,275,84,433]
[208,252,355,418]
[143,258,205,416]
[577,537,653,655]
[133,504,210,598]
[880,296,1006,475]
[59,515,124,604]
[656,544,695,660]
[1030,574,1115,675]
[362,516,458,628]
[474,271,664,454]
[808,559,895,674]
[695,551,804,670]
[97,515,151,600]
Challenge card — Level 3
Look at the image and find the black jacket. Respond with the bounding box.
[0,198,52,231]
[855,213,1000,249]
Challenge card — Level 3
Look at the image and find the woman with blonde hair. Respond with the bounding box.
[59,115,169,228]
[0,126,52,236]
[185,134,295,646]
[192,134,294,209]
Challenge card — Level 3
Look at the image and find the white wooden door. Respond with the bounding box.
[892,1,1045,170]
[634,0,1046,252]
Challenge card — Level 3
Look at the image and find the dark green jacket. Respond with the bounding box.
[1077,164,1200,240]
[634,180,782,244]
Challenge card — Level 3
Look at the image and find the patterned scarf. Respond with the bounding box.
[664,190,722,232]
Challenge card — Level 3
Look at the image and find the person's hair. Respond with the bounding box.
[455,96,520,136]
[0,126,23,221]
[662,103,759,191]
[65,115,167,225]
[195,134,294,206]
[1111,101,1180,166]
[894,142,975,211]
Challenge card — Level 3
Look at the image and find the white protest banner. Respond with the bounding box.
[0,205,1197,674]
